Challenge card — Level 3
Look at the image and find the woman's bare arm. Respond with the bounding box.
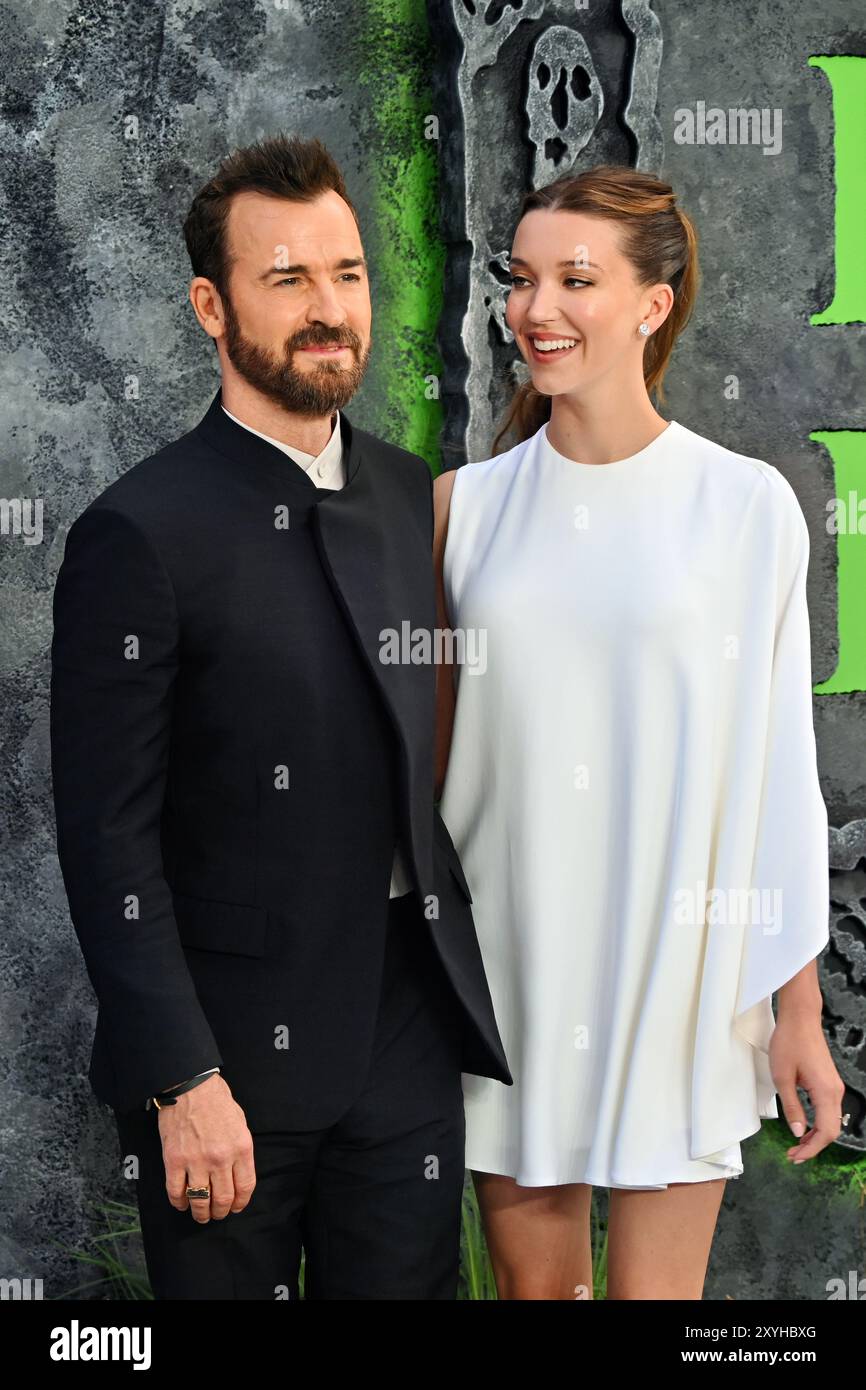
[433,469,457,801]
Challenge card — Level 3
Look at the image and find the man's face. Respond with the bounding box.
[217,189,372,416]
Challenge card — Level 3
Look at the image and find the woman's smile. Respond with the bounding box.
[525,331,581,362]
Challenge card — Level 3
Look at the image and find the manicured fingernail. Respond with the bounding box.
[790,1121,805,1137]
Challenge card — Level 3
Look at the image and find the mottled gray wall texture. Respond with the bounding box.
[1,0,864,1301]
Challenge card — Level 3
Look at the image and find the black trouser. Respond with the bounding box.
[113,891,467,1299]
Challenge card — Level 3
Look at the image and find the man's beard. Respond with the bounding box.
[221,290,371,416]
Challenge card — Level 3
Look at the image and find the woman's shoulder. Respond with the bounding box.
[453,430,539,490]
[675,423,812,577]
[674,420,804,513]
[434,429,536,511]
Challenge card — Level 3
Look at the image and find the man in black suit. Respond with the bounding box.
[50,132,511,1300]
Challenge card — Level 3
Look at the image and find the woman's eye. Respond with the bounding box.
[507,275,591,288]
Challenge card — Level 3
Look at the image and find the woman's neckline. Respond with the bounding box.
[539,418,679,470]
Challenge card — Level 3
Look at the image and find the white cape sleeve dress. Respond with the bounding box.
[439,419,830,1188]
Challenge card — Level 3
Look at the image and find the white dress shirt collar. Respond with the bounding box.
[221,404,345,489]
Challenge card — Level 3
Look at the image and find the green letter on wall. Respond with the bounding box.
[808,56,866,694]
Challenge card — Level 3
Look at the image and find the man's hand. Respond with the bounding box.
[158,1073,256,1223]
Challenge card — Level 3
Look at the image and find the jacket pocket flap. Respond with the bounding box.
[172,893,268,957]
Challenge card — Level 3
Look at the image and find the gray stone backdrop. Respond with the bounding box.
[1,0,863,1300]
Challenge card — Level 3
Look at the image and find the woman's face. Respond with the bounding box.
[504,208,669,399]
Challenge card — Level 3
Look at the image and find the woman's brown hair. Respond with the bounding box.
[492,164,700,453]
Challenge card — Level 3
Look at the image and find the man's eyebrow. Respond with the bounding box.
[259,257,367,280]
[508,256,602,271]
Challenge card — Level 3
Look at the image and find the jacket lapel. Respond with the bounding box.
[312,412,435,899]
[194,388,436,899]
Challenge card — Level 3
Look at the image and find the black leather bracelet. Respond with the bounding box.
[145,1068,220,1112]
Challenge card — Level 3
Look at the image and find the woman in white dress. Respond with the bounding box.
[433,165,846,1299]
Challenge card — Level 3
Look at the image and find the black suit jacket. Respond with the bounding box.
[49,388,512,1127]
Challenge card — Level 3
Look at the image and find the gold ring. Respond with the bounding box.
[186,1185,211,1200]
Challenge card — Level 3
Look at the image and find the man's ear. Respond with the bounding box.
[189,276,224,341]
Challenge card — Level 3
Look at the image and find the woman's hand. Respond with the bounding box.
[770,1011,847,1165]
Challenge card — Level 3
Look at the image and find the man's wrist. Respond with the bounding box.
[145,1067,221,1111]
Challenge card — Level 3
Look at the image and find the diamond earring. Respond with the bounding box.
[638,322,650,336]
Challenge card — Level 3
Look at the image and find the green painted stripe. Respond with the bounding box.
[357,0,445,475]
